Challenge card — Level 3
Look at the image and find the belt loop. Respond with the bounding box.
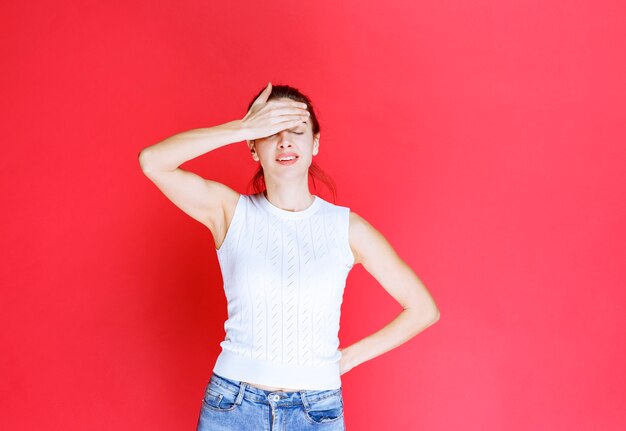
[235,381,248,405]
[299,390,311,410]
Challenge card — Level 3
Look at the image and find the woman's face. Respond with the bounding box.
[250,97,319,178]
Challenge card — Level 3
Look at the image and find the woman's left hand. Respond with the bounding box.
[338,348,355,375]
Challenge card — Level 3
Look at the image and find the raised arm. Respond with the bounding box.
[137,82,310,248]
[138,120,245,236]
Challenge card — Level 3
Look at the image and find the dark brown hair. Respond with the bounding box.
[245,84,337,202]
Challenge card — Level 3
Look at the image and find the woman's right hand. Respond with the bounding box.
[240,82,310,141]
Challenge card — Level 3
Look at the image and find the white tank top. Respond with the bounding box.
[212,191,355,390]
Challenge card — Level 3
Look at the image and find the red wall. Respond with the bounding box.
[2,0,625,429]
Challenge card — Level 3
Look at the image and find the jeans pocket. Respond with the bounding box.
[302,389,345,425]
[202,380,239,412]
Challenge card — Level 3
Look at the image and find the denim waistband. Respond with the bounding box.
[209,372,343,406]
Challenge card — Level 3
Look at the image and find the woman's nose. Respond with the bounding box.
[277,132,292,146]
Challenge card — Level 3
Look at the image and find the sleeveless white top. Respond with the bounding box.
[211,191,355,390]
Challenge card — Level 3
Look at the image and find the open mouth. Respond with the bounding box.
[276,156,299,161]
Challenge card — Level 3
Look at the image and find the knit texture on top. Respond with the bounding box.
[211,192,355,390]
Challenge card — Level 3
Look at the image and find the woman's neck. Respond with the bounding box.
[263,188,314,212]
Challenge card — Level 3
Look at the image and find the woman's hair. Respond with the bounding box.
[245,84,337,202]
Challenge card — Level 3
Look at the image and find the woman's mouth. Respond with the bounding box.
[276,155,299,165]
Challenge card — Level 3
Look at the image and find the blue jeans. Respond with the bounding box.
[196,372,346,430]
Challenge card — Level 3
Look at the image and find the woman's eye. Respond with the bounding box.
[293,132,304,135]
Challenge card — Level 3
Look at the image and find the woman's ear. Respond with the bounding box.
[312,133,320,156]
[248,140,259,161]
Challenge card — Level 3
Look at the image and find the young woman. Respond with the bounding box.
[139,82,440,430]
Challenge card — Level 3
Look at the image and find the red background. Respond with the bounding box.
[2,0,625,429]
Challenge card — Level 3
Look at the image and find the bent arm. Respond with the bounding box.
[137,120,246,233]
[341,211,440,372]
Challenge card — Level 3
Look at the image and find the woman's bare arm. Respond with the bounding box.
[137,120,245,231]
[137,83,309,241]
[340,212,440,373]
